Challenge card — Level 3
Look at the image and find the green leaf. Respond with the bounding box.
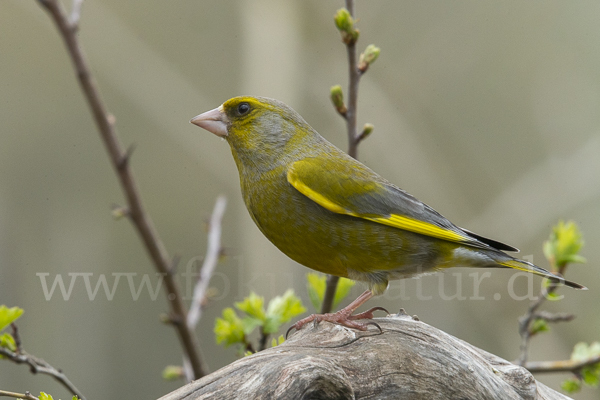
[240,316,263,335]
[571,342,600,361]
[270,335,286,348]
[0,332,16,353]
[569,342,600,389]
[162,365,184,381]
[543,220,586,268]
[582,365,600,387]
[333,278,356,308]
[235,292,266,322]
[530,318,549,335]
[561,378,581,393]
[545,291,562,301]
[0,305,24,332]
[566,254,587,264]
[265,289,305,322]
[571,342,588,361]
[38,394,79,400]
[263,319,279,335]
[307,273,326,311]
[264,290,306,334]
[214,308,245,347]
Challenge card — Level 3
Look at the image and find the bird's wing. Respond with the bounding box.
[287,157,515,251]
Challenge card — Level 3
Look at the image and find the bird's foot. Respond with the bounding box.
[286,306,388,338]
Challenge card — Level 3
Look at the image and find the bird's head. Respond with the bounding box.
[191,96,319,169]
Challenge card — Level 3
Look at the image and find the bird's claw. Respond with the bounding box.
[363,321,384,334]
[348,306,389,320]
[286,314,317,339]
[285,324,296,339]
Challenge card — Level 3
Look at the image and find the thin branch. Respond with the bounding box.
[0,347,84,400]
[69,0,83,28]
[243,339,256,355]
[36,0,206,379]
[183,196,226,381]
[187,195,227,329]
[344,0,360,160]
[169,254,182,275]
[321,275,340,314]
[258,329,270,352]
[181,356,193,384]
[0,389,38,400]
[533,311,575,324]
[525,355,600,374]
[322,0,362,314]
[517,265,566,366]
[517,288,552,365]
[11,324,22,353]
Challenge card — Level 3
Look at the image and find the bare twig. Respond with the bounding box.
[187,196,227,329]
[10,324,22,353]
[183,196,226,381]
[344,0,360,160]
[517,288,552,365]
[69,0,83,28]
[0,347,84,400]
[322,0,363,314]
[0,389,38,400]
[36,0,206,378]
[258,329,269,352]
[321,275,341,314]
[243,339,256,355]
[533,311,575,324]
[181,356,193,384]
[525,355,600,374]
[169,254,182,275]
[517,266,566,366]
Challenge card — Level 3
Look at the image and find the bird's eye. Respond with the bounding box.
[237,102,250,115]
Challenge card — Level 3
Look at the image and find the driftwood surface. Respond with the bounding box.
[159,311,571,400]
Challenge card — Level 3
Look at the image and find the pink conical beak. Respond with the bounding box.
[190,105,228,137]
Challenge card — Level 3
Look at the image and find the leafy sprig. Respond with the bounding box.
[214,290,305,355]
[561,342,600,394]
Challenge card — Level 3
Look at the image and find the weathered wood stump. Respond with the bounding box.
[159,310,570,400]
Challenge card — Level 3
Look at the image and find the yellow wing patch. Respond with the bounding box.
[286,169,354,215]
[365,214,467,243]
[498,260,530,272]
[287,168,470,244]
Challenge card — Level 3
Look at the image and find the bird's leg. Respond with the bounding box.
[287,290,388,336]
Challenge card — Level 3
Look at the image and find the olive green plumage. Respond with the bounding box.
[191,96,584,295]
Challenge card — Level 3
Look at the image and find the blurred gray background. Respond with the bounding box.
[1,1,599,399]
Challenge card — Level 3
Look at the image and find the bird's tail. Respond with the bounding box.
[495,257,586,290]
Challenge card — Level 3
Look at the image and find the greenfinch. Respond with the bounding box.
[191,96,585,331]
